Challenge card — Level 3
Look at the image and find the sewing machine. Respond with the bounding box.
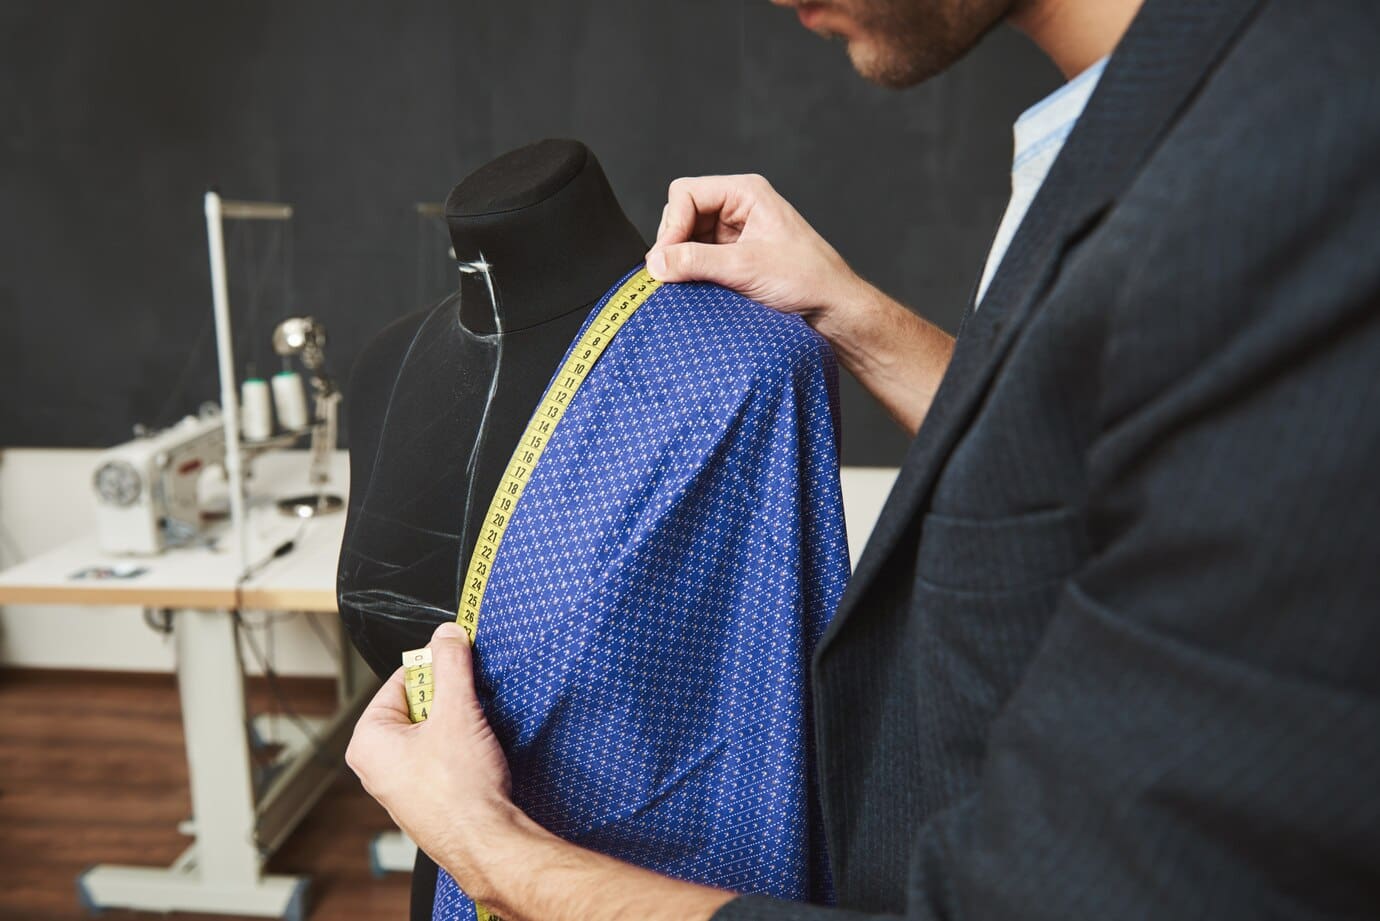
[270,316,344,519]
[91,307,345,556]
[46,194,366,920]
[92,410,227,555]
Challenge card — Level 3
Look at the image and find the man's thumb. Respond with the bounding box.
[647,242,745,288]
[428,622,476,717]
[434,621,469,645]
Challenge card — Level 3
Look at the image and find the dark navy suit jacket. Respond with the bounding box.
[717,0,1380,917]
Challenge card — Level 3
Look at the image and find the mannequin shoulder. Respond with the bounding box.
[344,300,448,442]
[347,303,441,396]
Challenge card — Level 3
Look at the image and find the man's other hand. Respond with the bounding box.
[346,622,515,890]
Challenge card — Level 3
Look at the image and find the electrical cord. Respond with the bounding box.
[232,607,343,783]
[142,607,174,636]
[232,608,321,747]
[235,524,346,724]
[228,515,346,776]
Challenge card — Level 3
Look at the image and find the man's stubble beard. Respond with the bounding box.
[837,0,1020,88]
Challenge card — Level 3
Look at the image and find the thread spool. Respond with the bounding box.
[241,378,274,441]
[272,371,309,431]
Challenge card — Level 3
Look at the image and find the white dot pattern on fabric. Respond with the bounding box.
[433,269,849,919]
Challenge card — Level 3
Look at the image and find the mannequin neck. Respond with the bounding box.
[446,140,647,335]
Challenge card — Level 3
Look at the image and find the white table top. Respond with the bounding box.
[0,508,343,612]
[240,510,344,613]
[0,451,346,613]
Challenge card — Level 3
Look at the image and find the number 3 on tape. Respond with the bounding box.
[402,649,503,919]
[402,648,433,723]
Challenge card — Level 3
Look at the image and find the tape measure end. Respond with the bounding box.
[401,647,432,668]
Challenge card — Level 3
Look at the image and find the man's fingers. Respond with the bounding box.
[657,177,729,247]
[647,241,751,289]
[359,665,411,725]
[656,175,763,249]
[347,666,410,783]
[426,622,477,722]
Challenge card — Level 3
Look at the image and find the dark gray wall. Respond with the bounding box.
[0,1,1058,465]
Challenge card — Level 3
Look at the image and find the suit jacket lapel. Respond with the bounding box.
[819,0,1265,655]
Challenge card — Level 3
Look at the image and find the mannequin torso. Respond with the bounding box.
[339,141,846,921]
[339,139,647,679]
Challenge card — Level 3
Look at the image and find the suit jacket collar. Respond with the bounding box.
[818,0,1266,657]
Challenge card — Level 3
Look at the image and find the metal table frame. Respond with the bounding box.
[0,515,378,919]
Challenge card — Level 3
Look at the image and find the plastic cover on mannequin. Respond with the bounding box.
[337,141,849,920]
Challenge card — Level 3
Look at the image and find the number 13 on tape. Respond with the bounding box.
[399,268,660,726]
[395,267,661,921]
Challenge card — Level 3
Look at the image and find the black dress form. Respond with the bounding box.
[336,139,646,917]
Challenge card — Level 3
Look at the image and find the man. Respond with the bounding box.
[347,0,1380,917]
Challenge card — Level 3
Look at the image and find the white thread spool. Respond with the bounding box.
[272,371,309,431]
[241,378,274,441]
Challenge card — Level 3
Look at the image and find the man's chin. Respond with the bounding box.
[845,39,934,89]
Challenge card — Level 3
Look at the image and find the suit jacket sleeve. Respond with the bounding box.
[714,45,1380,921]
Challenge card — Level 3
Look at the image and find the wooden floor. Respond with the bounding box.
[0,669,411,921]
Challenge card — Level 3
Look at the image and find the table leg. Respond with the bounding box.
[77,608,309,919]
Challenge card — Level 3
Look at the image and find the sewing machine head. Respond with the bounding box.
[92,410,227,555]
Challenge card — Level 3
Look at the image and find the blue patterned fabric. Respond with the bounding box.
[433,267,849,919]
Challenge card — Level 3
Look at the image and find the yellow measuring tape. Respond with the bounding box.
[400,267,661,920]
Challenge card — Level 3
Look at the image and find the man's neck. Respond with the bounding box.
[1011,0,1144,78]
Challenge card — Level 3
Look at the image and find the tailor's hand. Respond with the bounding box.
[644,174,868,326]
[646,173,957,436]
[346,622,516,888]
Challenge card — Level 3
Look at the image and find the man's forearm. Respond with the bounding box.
[810,278,955,436]
[452,804,737,921]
